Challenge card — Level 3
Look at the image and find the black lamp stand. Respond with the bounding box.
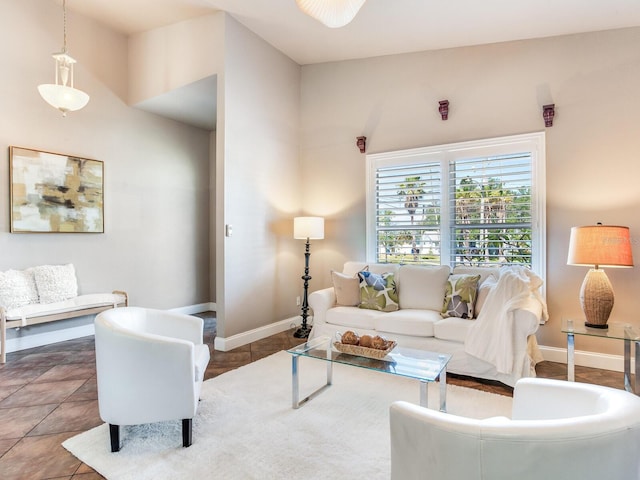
[294,237,313,338]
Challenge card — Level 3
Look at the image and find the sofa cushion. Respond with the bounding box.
[0,269,39,310]
[442,274,481,319]
[358,271,399,312]
[325,306,381,331]
[331,271,361,306]
[33,264,78,304]
[374,309,441,337]
[397,265,450,310]
[433,317,474,343]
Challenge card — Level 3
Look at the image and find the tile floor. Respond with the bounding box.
[0,313,628,479]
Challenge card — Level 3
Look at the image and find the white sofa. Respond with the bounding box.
[95,307,211,451]
[308,261,545,387]
[389,378,640,480]
[0,264,127,363]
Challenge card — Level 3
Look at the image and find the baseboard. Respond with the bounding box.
[169,302,216,315]
[6,302,217,354]
[6,323,96,354]
[214,316,301,352]
[539,345,634,374]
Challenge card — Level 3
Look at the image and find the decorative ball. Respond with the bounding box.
[341,330,360,345]
[359,334,373,348]
[372,335,388,350]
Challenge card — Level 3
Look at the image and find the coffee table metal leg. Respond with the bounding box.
[439,366,447,412]
[291,353,333,409]
[419,381,428,408]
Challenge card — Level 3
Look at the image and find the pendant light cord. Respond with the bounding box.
[62,0,67,52]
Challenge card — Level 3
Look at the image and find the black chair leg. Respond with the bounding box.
[109,424,120,452]
[182,418,192,447]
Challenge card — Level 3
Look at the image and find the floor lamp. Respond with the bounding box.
[293,216,324,338]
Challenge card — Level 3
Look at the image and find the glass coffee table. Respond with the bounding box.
[287,336,451,411]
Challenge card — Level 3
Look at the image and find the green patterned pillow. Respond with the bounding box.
[358,271,399,312]
[441,274,481,319]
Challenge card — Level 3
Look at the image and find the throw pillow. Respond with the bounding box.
[358,271,399,312]
[0,269,39,310]
[331,270,361,306]
[33,264,78,304]
[441,274,481,319]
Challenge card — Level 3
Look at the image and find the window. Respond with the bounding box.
[366,133,545,277]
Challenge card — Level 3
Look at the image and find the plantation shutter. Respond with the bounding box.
[374,162,441,264]
[448,153,533,267]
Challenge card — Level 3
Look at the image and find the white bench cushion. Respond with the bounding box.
[5,293,127,322]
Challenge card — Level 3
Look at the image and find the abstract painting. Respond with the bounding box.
[9,146,104,233]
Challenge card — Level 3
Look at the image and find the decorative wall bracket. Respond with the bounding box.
[543,104,555,127]
[356,136,366,153]
[438,100,449,120]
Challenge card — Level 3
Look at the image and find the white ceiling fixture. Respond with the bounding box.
[38,0,90,116]
[295,0,366,28]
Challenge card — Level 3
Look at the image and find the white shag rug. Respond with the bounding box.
[63,350,512,479]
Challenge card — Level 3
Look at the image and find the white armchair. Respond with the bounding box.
[390,378,640,480]
[94,307,210,452]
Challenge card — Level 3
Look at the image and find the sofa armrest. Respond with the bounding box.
[512,296,543,333]
[308,287,336,327]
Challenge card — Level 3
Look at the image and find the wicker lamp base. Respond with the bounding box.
[579,268,614,329]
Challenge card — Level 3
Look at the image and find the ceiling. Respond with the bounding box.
[61,0,640,129]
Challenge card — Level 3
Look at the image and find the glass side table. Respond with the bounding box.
[561,319,640,394]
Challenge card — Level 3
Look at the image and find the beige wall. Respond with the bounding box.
[1,0,211,342]
[300,27,640,355]
[216,17,302,338]
[127,13,224,105]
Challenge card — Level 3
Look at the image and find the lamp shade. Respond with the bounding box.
[38,84,90,115]
[567,225,633,268]
[295,0,366,28]
[294,217,324,240]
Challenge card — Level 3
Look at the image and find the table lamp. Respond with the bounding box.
[293,216,324,338]
[567,224,633,329]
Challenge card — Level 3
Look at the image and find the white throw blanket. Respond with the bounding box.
[465,266,548,374]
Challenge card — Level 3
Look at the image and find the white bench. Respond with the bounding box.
[0,264,127,363]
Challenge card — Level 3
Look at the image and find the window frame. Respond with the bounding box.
[366,132,546,282]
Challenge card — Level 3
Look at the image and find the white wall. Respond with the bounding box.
[216,17,302,339]
[300,27,640,355]
[1,0,211,342]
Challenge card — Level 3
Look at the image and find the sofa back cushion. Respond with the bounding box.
[397,265,450,311]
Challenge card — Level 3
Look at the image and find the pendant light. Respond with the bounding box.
[38,0,89,116]
[295,0,367,28]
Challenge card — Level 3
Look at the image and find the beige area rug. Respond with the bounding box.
[63,350,512,479]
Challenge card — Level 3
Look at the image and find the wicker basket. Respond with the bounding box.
[333,340,397,360]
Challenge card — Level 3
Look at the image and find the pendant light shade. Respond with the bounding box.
[295,0,366,28]
[38,0,89,116]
